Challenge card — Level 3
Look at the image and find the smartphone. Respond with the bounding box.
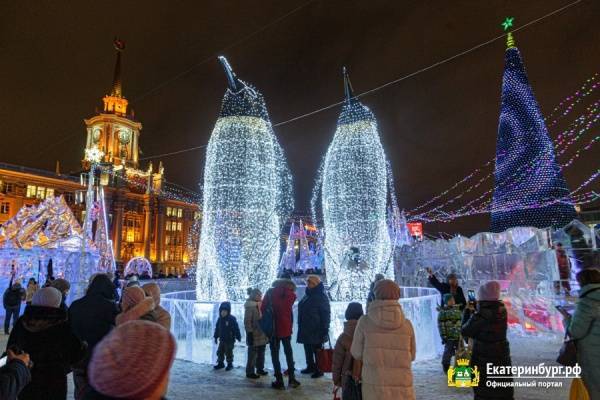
[467,289,476,302]
[555,305,571,318]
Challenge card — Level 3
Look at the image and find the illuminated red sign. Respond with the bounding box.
[407,222,423,239]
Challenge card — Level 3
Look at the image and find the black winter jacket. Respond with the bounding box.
[0,359,31,400]
[297,282,331,345]
[7,305,86,400]
[462,300,514,400]
[69,275,119,353]
[213,302,241,343]
[3,282,25,308]
[428,275,466,308]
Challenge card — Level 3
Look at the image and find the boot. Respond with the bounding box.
[257,369,269,376]
[271,373,285,390]
[300,367,315,374]
[214,363,225,370]
[225,363,234,371]
[443,364,450,374]
[288,373,301,389]
[246,373,260,379]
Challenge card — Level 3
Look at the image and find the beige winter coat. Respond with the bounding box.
[332,319,358,388]
[115,297,158,326]
[350,300,416,400]
[244,300,269,347]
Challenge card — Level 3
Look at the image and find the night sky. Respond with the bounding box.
[1,0,599,235]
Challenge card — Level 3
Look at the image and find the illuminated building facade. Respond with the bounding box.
[0,40,200,275]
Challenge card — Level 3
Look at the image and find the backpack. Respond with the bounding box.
[258,289,275,339]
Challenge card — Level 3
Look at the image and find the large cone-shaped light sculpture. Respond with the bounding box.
[196,57,293,301]
[321,68,391,301]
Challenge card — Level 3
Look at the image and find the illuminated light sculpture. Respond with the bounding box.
[196,57,293,301]
[321,68,391,301]
[491,23,576,232]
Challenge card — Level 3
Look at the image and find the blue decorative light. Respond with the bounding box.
[491,33,576,231]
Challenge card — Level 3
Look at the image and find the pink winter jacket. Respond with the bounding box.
[350,300,416,400]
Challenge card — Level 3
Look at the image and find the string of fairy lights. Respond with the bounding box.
[194,57,293,301]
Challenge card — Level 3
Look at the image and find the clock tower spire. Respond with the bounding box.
[83,39,142,171]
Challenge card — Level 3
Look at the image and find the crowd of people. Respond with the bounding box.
[0,262,598,400]
[0,272,175,400]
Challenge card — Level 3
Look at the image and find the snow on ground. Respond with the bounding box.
[1,331,571,399]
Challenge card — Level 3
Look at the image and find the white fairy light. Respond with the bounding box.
[196,57,293,301]
[321,68,391,301]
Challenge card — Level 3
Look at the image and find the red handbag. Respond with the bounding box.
[316,338,334,373]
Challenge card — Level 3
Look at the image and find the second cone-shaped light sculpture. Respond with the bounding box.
[321,68,391,301]
[196,57,293,301]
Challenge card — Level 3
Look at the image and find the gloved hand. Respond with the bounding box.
[214,338,218,344]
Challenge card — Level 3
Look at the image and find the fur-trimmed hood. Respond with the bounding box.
[21,305,67,333]
[116,297,155,326]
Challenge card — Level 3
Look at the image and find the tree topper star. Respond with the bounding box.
[501,17,514,31]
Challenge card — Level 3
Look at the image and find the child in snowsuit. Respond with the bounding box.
[213,301,241,371]
[438,293,462,373]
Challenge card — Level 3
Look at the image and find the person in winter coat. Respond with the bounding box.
[438,293,462,373]
[244,288,269,379]
[69,274,119,400]
[3,277,25,334]
[84,320,176,400]
[0,349,31,400]
[366,273,385,308]
[142,283,171,330]
[426,268,466,309]
[50,278,70,313]
[262,277,300,389]
[297,275,331,378]
[461,281,514,400]
[24,278,38,305]
[553,243,572,296]
[350,279,416,400]
[116,286,158,326]
[332,302,363,395]
[213,301,241,370]
[566,268,600,399]
[7,287,86,400]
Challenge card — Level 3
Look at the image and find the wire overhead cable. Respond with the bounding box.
[140,0,584,160]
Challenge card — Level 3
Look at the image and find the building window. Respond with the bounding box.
[177,208,183,218]
[0,202,9,214]
[166,207,172,217]
[123,214,143,243]
[26,185,37,198]
[46,188,54,198]
[177,222,182,231]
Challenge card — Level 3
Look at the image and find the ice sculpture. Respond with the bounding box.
[321,68,391,300]
[162,286,441,366]
[196,57,293,301]
[394,225,568,333]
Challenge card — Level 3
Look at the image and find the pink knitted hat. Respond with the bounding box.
[121,286,146,312]
[478,281,501,301]
[89,320,176,399]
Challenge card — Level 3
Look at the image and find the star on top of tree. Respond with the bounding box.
[501,17,514,31]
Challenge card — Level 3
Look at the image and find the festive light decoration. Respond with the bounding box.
[320,68,391,301]
[491,28,577,231]
[409,71,599,221]
[196,57,293,301]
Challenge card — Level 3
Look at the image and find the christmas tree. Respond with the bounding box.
[491,21,576,232]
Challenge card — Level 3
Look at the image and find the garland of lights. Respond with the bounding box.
[409,72,599,218]
[195,57,293,301]
[320,71,391,301]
